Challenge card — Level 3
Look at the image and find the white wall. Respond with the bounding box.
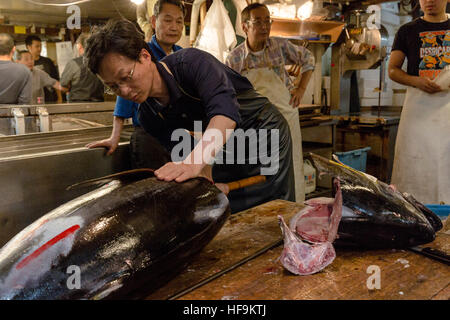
[357,2,412,107]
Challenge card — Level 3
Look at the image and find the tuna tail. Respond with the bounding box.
[332,154,346,166]
[66,169,156,191]
[402,192,443,232]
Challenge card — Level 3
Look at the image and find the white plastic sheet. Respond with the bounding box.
[194,0,236,63]
[55,41,75,77]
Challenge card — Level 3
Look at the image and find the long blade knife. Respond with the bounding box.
[408,246,450,265]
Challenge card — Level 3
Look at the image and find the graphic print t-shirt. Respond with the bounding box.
[392,17,450,80]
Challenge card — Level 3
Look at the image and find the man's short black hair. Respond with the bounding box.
[153,0,186,17]
[241,3,269,23]
[25,35,42,47]
[84,19,155,75]
[0,33,14,55]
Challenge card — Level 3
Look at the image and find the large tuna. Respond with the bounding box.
[306,153,443,248]
[0,169,230,299]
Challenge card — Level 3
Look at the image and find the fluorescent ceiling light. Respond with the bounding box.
[131,0,145,4]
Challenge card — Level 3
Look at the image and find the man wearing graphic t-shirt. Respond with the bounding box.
[389,0,450,205]
[389,0,449,92]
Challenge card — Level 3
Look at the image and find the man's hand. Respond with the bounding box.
[291,69,312,108]
[85,137,119,156]
[289,86,306,108]
[413,77,442,94]
[214,183,230,195]
[155,115,235,184]
[154,162,206,183]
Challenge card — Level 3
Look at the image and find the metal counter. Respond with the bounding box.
[0,126,133,247]
[0,101,116,136]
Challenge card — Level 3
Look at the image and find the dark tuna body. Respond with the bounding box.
[336,182,437,248]
[0,174,230,299]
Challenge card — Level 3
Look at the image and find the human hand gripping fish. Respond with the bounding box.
[154,115,236,190]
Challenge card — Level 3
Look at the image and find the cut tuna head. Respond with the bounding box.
[290,179,343,243]
[278,179,342,275]
[278,215,336,275]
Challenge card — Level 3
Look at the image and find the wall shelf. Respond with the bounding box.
[271,18,345,43]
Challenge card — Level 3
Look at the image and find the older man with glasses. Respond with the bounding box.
[226,3,315,203]
[86,0,185,170]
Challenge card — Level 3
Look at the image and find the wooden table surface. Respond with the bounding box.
[146,200,450,300]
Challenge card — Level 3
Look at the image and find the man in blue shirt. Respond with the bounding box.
[86,0,185,169]
[84,19,295,213]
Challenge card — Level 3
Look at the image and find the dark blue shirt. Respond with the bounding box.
[144,48,254,124]
[148,34,183,61]
[113,36,183,126]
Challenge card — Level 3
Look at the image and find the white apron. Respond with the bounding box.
[243,67,305,202]
[391,70,450,204]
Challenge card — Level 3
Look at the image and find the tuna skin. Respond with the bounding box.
[307,153,442,248]
[0,174,230,300]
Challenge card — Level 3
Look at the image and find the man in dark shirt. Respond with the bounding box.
[25,35,62,103]
[84,19,295,213]
[60,33,104,102]
[388,0,449,91]
[388,0,450,204]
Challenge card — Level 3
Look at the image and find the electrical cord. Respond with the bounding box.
[24,0,92,6]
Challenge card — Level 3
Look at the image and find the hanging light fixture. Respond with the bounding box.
[130,0,145,4]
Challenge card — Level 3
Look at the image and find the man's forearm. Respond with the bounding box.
[185,115,236,166]
[296,70,313,90]
[389,66,418,88]
[59,85,69,93]
[111,116,125,142]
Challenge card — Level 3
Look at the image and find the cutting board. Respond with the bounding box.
[147,200,450,300]
[145,200,304,299]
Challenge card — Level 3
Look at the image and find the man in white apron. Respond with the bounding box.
[226,3,315,203]
[388,0,450,204]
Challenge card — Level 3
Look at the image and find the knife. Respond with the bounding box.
[408,246,450,265]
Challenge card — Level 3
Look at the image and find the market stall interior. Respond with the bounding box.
[0,0,449,300]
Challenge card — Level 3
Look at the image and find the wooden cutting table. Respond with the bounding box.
[146,200,450,300]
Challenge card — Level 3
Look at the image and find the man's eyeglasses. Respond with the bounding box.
[103,59,137,95]
[247,19,273,28]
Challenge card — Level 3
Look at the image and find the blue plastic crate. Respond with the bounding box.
[425,204,450,219]
[335,146,371,172]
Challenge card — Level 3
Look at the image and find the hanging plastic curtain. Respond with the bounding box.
[194,0,237,63]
